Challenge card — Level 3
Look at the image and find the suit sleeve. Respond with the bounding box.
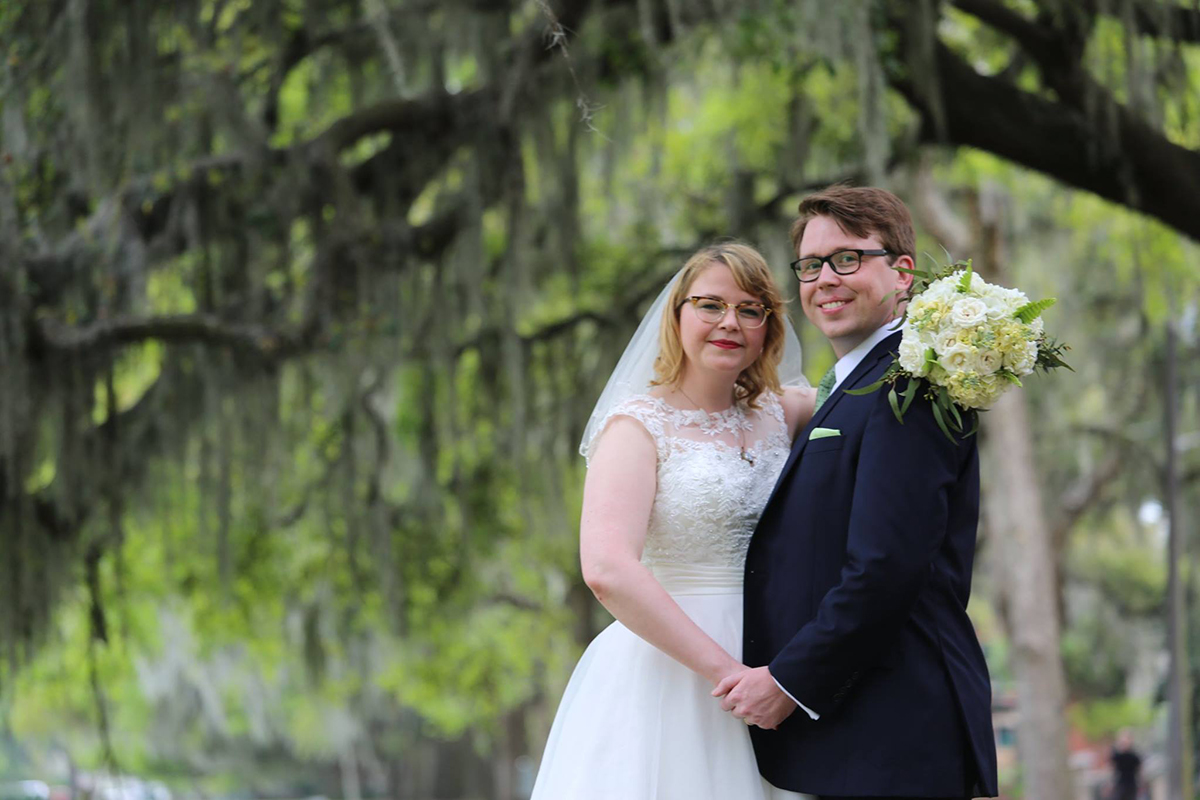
[767,387,971,716]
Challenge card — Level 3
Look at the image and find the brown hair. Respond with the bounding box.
[650,243,786,408]
[789,185,916,261]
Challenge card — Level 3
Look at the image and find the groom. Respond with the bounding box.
[717,186,998,799]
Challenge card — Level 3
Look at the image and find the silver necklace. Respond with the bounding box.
[677,386,754,465]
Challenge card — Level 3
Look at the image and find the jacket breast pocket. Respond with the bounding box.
[804,436,844,455]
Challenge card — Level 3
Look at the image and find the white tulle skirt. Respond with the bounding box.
[530,563,811,800]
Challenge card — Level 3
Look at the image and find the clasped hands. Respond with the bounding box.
[711,665,796,729]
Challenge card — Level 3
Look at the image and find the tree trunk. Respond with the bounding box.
[986,390,1075,800]
[923,179,1075,800]
[1164,319,1193,800]
[339,744,362,800]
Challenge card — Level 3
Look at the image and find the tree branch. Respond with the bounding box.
[453,274,668,358]
[454,310,612,359]
[1051,453,1124,549]
[952,0,1060,63]
[309,89,494,155]
[27,0,610,305]
[890,38,1200,242]
[38,313,300,358]
[1100,0,1200,44]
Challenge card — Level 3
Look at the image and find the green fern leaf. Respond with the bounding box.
[957,263,974,293]
[1014,298,1056,323]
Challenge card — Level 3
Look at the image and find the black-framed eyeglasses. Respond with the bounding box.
[680,296,773,329]
[790,249,893,282]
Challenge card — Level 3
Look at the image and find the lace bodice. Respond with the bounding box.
[591,393,793,569]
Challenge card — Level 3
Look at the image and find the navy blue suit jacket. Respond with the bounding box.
[743,332,998,798]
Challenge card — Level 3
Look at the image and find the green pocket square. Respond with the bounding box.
[809,427,841,440]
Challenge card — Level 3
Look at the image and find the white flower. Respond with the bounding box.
[941,344,974,373]
[897,269,1062,411]
[975,349,1003,375]
[936,328,965,352]
[1006,340,1038,376]
[983,295,1011,320]
[973,374,1006,409]
[946,371,1006,409]
[951,297,988,328]
[899,335,929,377]
[1007,287,1030,306]
[906,295,930,322]
[925,278,957,302]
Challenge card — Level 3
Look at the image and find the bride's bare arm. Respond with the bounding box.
[579,416,742,687]
[780,386,817,440]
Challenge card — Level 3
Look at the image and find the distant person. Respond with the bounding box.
[1109,729,1143,800]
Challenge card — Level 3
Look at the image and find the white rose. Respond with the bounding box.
[979,282,1003,300]
[899,335,929,376]
[975,349,1003,375]
[925,279,956,303]
[936,328,965,352]
[984,295,1010,320]
[941,344,974,373]
[951,297,988,328]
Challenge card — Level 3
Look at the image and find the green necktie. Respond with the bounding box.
[814,366,837,411]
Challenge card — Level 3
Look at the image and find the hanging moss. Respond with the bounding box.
[1,0,1197,789]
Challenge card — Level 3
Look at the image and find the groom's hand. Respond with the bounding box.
[711,666,796,729]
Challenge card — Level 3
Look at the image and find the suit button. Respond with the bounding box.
[748,569,755,575]
[749,639,756,644]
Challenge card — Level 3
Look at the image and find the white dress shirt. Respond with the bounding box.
[768,319,902,721]
[830,319,903,392]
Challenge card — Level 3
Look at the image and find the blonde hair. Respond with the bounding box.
[650,243,786,408]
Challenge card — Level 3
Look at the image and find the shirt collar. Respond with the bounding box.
[832,320,902,390]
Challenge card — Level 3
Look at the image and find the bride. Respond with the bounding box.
[530,243,817,799]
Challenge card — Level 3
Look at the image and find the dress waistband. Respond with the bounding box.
[649,562,743,595]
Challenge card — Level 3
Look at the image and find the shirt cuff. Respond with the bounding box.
[769,670,820,720]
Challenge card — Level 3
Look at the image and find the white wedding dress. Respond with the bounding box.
[530,392,811,800]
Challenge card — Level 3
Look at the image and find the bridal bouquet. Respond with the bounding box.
[850,260,1070,440]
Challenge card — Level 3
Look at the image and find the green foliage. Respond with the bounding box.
[1069,697,1155,741]
[1071,535,1167,617]
[957,263,974,293]
[1035,337,1073,373]
[1014,298,1056,323]
[3,0,1199,792]
[1062,609,1136,700]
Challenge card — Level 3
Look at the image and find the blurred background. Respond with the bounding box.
[0,0,1197,798]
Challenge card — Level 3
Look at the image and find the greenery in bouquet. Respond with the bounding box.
[848,259,1072,441]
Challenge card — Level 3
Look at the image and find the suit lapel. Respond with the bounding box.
[765,332,902,508]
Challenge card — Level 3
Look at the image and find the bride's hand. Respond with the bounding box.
[707,659,747,690]
[711,667,747,697]
[712,666,797,730]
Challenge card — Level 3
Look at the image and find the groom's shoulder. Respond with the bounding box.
[860,330,904,374]
[849,339,904,393]
[861,378,979,455]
